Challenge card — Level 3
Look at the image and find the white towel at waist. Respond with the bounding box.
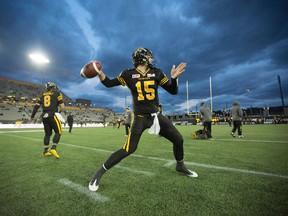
[148,113,160,134]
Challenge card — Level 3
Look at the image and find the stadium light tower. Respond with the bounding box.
[29,52,50,84]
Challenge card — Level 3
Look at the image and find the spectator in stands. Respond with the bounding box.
[30,82,65,159]
[124,107,132,136]
[67,112,74,133]
[230,101,244,138]
[88,47,198,192]
[198,102,213,139]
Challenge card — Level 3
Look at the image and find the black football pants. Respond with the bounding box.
[203,121,212,138]
[42,115,63,145]
[232,120,242,135]
[103,113,184,170]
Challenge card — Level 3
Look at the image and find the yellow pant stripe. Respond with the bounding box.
[54,115,63,135]
[123,113,134,152]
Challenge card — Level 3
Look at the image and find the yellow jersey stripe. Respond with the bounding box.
[117,77,127,86]
[159,77,169,86]
[136,68,150,75]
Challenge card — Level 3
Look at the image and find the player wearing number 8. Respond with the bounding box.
[89,47,198,192]
[30,82,65,158]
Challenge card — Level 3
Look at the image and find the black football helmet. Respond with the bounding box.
[132,47,156,67]
[45,82,58,91]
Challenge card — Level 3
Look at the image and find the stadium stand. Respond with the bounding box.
[0,77,122,125]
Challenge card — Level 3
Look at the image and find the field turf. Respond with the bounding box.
[0,124,287,216]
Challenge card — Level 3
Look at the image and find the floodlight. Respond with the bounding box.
[29,53,50,64]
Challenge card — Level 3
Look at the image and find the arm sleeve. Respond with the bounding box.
[101,76,122,87]
[31,104,40,118]
[161,78,178,95]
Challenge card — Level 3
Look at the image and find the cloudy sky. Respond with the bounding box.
[0,0,287,114]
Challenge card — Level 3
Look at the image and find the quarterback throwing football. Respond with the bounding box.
[89,47,198,192]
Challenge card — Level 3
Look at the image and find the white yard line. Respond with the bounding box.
[1,133,288,180]
[214,138,288,143]
[0,130,44,133]
[188,162,288,179]
[58,178,109,202]
[163,161,288,179]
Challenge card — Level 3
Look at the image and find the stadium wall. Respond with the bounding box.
[0,123,104,129]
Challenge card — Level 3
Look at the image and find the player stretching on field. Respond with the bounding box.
[31,82,65,158]
[89,48,198,192]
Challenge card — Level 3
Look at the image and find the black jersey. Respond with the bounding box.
[36,90,63,117]
[102,67,178,115]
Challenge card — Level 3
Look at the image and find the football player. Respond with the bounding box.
[89,47,198,192]
[31,82,65,158]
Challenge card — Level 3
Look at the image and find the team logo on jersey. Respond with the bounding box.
[132,74,141,78]
[147,73,155,77]
[43,113,49,118]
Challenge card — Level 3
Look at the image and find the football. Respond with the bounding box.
[80,60,102,78]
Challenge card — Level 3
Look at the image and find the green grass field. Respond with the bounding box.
[0,124,288,216]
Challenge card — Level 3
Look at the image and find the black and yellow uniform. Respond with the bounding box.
[100,67,183,169]
[89,48,197,192]
[31,84,64,154]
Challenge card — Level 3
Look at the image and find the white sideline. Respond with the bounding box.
[1,133,288,180]
[58,178,109,202]
[214,138,288,144]
[0,129,44,133]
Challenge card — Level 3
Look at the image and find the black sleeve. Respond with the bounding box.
[31,104,40,118]
[101,76,121,87]
[161,78,178,95]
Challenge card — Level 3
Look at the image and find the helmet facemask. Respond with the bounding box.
[45,82,58,91]
[132,48,156,68]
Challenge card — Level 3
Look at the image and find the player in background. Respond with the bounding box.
[230,101,244,138]
[30,82,65,158]
[117,117,122,129]
[158,103,163,114]
[89,47,198,192]
[67,112,74,133]
[198,102,213,139]
[124,107,132,136]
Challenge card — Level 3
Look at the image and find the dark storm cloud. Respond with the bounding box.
[0,0,287,113]
[0,1,90,82]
